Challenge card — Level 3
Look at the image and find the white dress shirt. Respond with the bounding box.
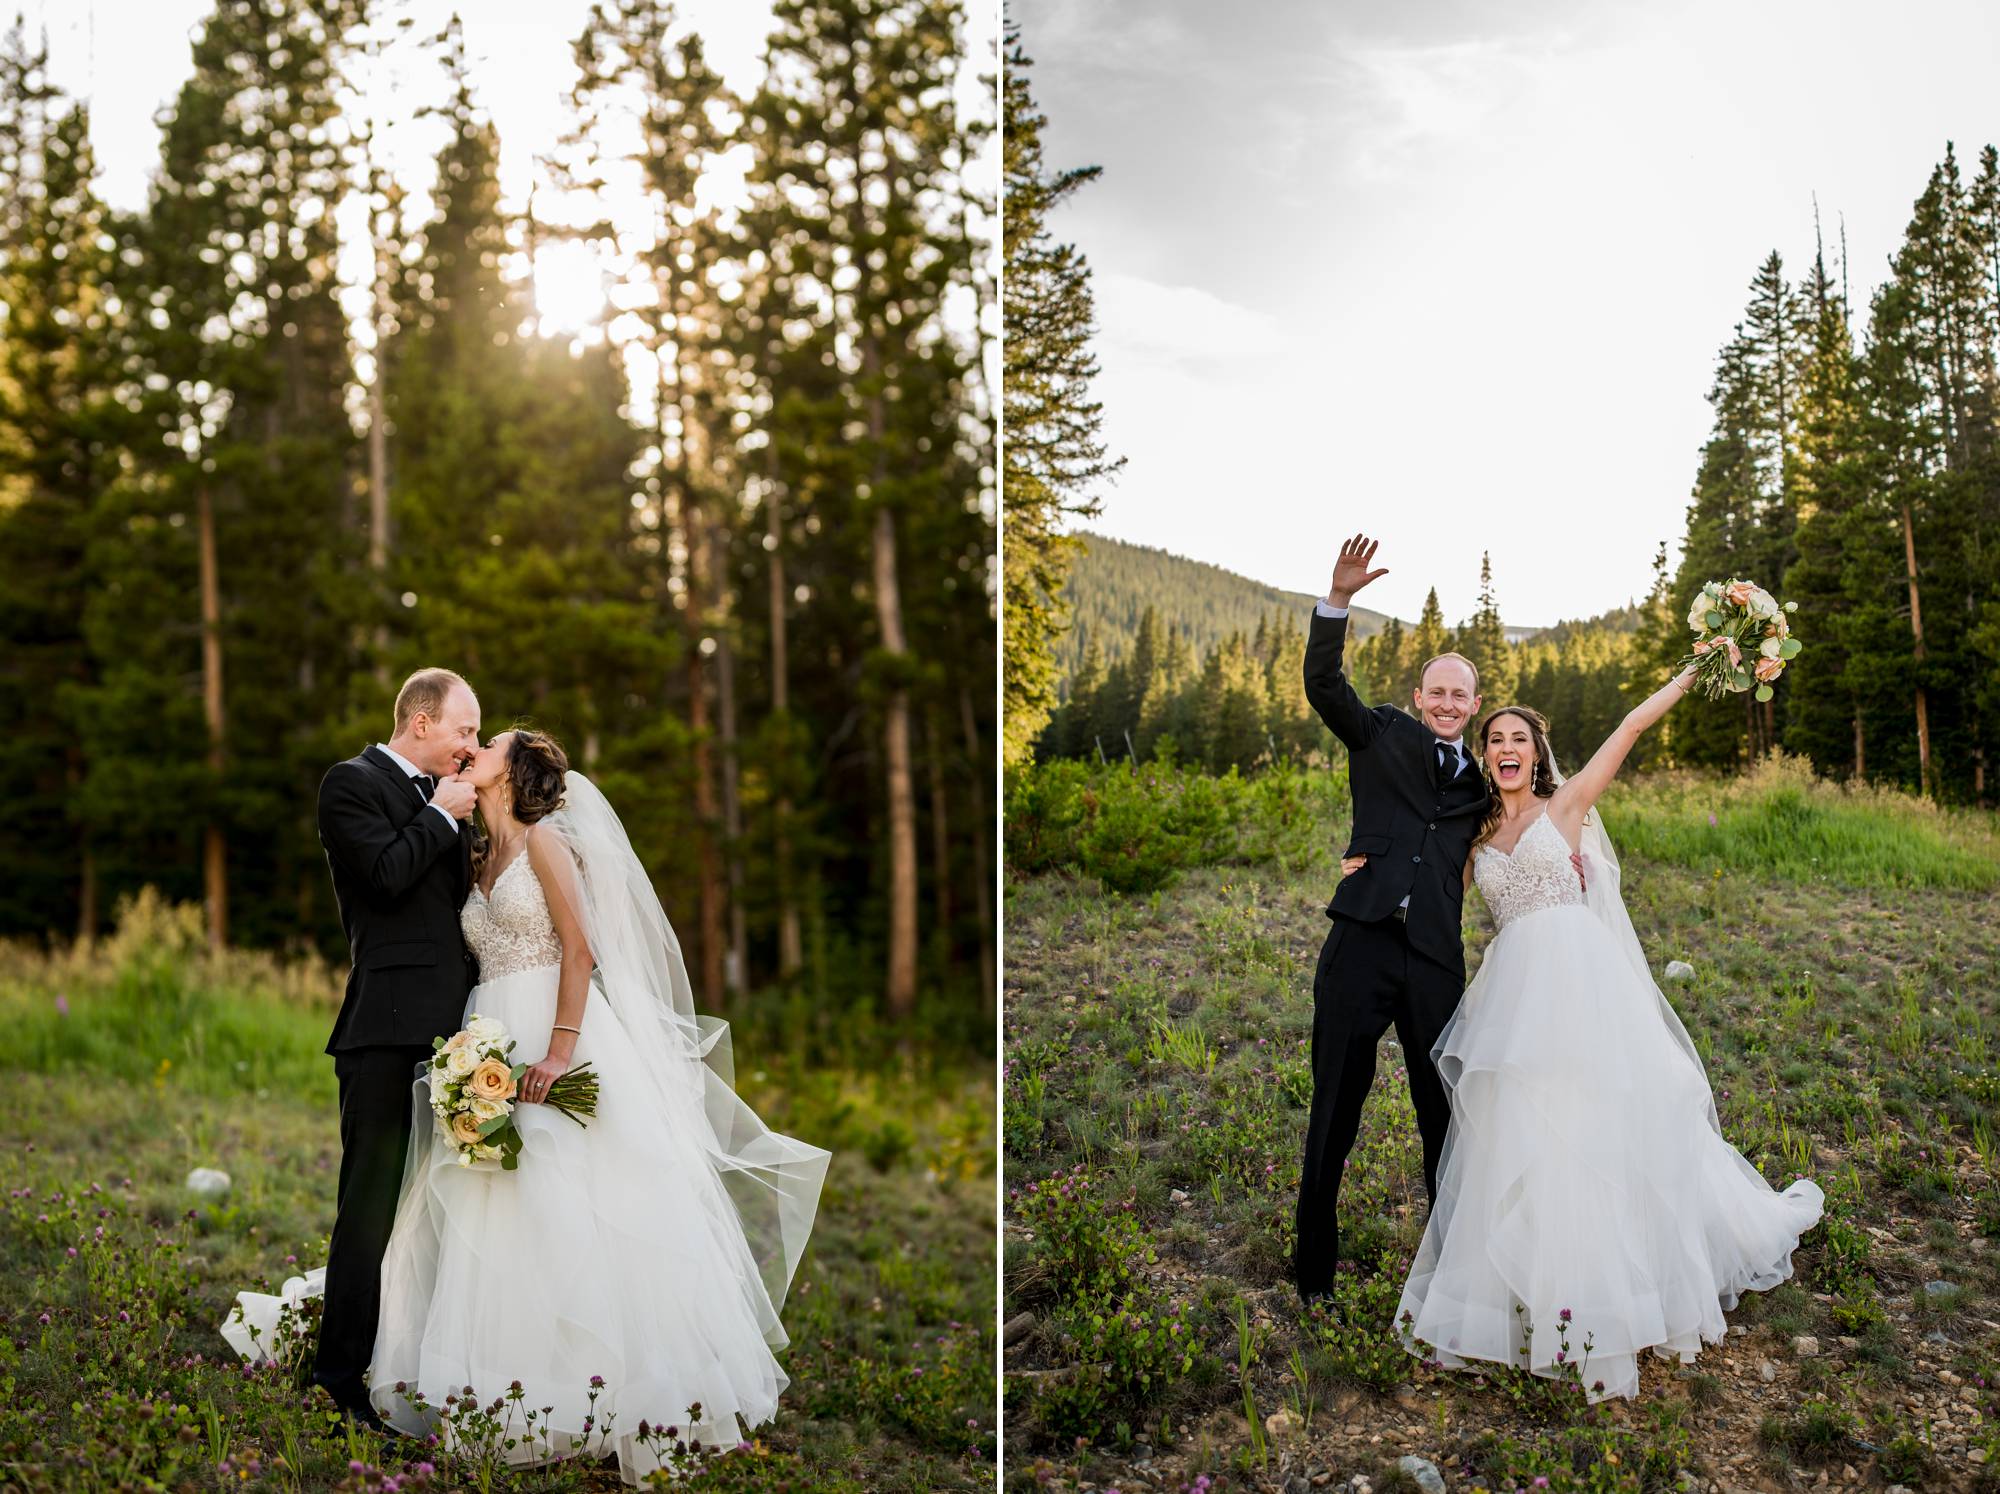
[376,742,460,833]
[1313,600,1467,905]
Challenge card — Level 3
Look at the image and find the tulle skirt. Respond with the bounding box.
[225,965,791,1483]
[1394,903,1823,1400]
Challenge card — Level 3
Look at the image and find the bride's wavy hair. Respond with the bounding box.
[1470,705,1563,852]
[473,726,570,870]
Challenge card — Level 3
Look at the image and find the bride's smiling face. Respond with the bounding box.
[463,731,516,789]
[1483,711,1537,792]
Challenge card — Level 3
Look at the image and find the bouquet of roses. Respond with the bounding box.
[428,1014,599,1170]
[1678,578,1802,702]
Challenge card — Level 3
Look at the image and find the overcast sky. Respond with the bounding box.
[1014,0,2000,627]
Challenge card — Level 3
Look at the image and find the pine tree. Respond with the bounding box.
[1782,234,1873,777]
[568,0,742,1005]
[1460,551,1517,705]
[1000,19,1119,767]
[0,26,127,937]
[117,0,367,948]
[744,0,989,1017]
[1406,589,1448,701]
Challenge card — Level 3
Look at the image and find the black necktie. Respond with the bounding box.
[416,773,437,802]
[1438,743,1458,778]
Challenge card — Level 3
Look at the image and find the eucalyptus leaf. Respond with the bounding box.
[1780,638,1802,659]
[1755,684,1774,702]
[1705,610,1724,630]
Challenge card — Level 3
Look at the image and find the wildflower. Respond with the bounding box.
[1558,1307,1572,1323]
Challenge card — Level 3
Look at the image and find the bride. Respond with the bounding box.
[223,728,829,1481]
[1370,674,1822,1400]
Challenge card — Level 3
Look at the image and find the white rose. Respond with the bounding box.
[1760,636,1783,658]
[446,1045,476,1078]
[466,1015,506,1044]
[1687,596,1713,631]
[1748,587,1778,618]
[470,1095,508,1124]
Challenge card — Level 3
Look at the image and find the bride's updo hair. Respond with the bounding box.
[505,727,570,824]
[1471,705,1562,852]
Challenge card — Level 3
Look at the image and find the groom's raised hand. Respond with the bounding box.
[1326,533,1390,609]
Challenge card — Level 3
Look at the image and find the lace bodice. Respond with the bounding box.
[1473,811,1585,931]
[461,853,563,981]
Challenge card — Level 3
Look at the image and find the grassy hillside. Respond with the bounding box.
[1053,534,1396,686]
[0,895,996,1493]
[1002,756,2000,1492]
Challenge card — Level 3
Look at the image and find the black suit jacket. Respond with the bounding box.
[1303,611,1488,978]
[318,746,477,1055]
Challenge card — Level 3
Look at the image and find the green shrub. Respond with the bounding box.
[1004,759,1349,893]
[1304,1268,1412,1391]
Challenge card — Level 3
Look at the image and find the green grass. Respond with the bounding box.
[0,894,996,1493]
[1602,753,2000,891]
[1003,755,2000,1493]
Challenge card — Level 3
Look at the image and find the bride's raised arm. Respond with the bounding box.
[1550,665,1698,836]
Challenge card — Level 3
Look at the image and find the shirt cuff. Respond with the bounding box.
[1314,600,1349,619]
[428,801,460,833]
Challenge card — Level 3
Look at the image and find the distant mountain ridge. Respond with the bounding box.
[1052,534,1393,685]
[1053,533,1597,683]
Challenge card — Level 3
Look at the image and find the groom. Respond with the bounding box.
[312,667,482,1428]
[1293,535,1488,1303]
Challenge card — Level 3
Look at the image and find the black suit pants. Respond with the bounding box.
[313,1043,432,1406]
[1293,913,1460,1300]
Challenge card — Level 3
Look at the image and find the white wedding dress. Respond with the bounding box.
[1394,808,1823,1400]
[222,774,829,1483]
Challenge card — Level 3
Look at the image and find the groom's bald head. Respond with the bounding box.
[1414,653,1480,742]
[391,668,481,775]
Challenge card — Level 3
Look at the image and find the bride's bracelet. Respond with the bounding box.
[552,1024,581,1035]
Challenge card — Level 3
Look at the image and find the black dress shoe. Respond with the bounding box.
[317,1384,394,1437]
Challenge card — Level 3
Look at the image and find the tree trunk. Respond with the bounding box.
[959,685,995,1016]
[716,573,748,996]
[873,503,918,1020]
[1853,705,1865,780]
[367,160,391,582]
[1899,495,1932,797]
[925,707,952,957]
[767,483,802,978]
[197,483,228,951]
[686,505,726,1010]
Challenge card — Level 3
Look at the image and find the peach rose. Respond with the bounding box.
[1754,656,1784,683]
[468,1058,517,1102]
[1725,580,1757,607]
[1723,638,1743,669]
[1692,637,1713,655]
[449,1109,483,1146]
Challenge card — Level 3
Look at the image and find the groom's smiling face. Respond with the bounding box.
[1413,658,1480,743]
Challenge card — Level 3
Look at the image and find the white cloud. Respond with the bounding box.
[1095,272,1299,367]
